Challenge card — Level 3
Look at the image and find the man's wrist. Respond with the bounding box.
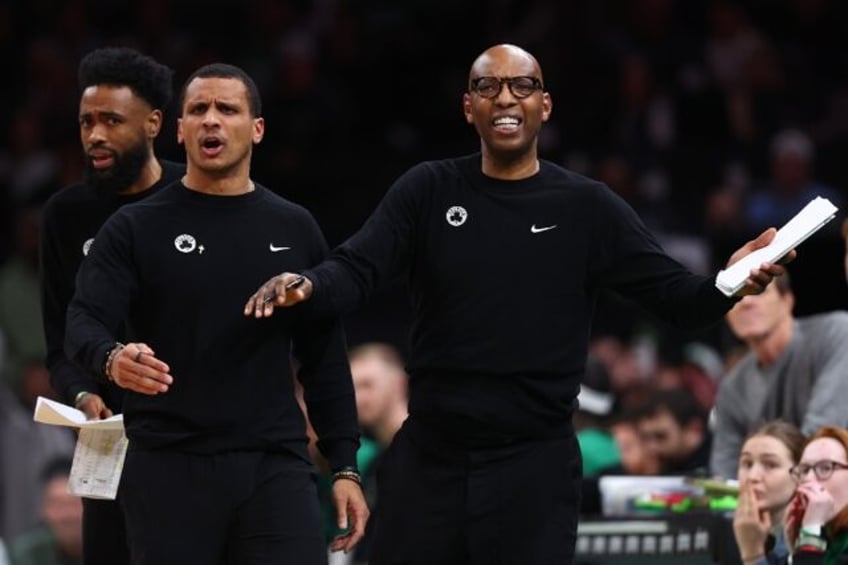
[102,342,125,381]
[331,465,362,486]
[74,391,91,408]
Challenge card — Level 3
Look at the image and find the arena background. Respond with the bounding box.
[3,0,848,355]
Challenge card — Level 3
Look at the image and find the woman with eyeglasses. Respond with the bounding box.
[783,426,848,563]
[733,421,806,565]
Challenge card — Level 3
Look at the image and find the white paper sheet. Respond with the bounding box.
[716,196,838,296]
[33,396,124,430]
[33,396,127,500]
[67,427,128,499]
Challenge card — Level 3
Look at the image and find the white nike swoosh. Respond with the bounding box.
[269,244,291,252]
[530,224,558,233]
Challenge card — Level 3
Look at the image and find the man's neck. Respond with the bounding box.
[750,318,794,367]
[481,150,540,180]
[183,164,254,196]
[122,156,162,196]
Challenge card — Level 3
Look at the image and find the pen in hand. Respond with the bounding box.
[263,275,305,304]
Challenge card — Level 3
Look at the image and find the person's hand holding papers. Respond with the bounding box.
[725,227,795,297]
[720,197,838,297]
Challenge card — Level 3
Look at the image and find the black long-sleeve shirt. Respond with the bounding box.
[305,153,737,445]
[66,182,358,469]
[40,161,185,408]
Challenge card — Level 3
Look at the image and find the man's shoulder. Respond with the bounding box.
[44,181,96,211]
[252,184,317,220]
[539,159,605,187]
[413,155,469,179]
[798,311,848,336]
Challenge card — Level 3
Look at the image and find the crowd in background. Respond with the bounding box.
[3,0,848,563]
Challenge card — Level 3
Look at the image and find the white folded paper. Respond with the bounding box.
[716,196,838,297]
[33,396,127,499]
[34,396,124,429]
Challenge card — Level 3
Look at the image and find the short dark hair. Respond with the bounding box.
[41,457,73,484]
[78,47,174,110]
[179,63,262,117]
[634,388,706,429]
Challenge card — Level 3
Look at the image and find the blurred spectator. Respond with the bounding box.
[0,202,46,390]
[633,387,711,475]
[575,356,621,477]
[745,129,843,232]
[610,416,661,476]
[655,341,723,412]
[349,342,408,448]
[783,426,848,562]
[346,342,408,564]
[293,372,377,565]
[8,458,82,565]
[732,420,805,565]
[705,1,765,95]
[0,110,59,206]
[0,367,74,542]
[576,355,623,517]
[0,200,74,543]
[711,272,848,479]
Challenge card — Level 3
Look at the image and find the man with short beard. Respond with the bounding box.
[38,46,183,565]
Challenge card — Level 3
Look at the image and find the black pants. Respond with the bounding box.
[120,449,326,565]
[369,421,582,565]
[82,497,130,565]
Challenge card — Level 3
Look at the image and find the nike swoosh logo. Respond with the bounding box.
[530,224,558,233]
[269,244,291,252]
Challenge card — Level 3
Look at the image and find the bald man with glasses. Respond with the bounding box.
[246,43,789,564]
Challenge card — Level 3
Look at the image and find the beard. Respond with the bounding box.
[84,139,149,197]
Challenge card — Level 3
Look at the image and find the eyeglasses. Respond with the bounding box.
[469,76,543,99]
[639,429,670,443]
[789,460,848,482]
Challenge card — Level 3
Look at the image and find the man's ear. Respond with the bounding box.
[147,109,163,139]
[541,92,552,123]
[252,117,265,144]
[462,93,473,124]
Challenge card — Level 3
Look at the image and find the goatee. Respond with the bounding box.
[85,140,148,197]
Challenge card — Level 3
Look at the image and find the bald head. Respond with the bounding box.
[469,44,543,86]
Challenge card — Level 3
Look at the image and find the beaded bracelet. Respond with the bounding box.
[331,466,362,485]
[103,342,125,381]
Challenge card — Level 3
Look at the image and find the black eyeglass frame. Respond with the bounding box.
[789,459,848,482]
[468,76,544,99]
